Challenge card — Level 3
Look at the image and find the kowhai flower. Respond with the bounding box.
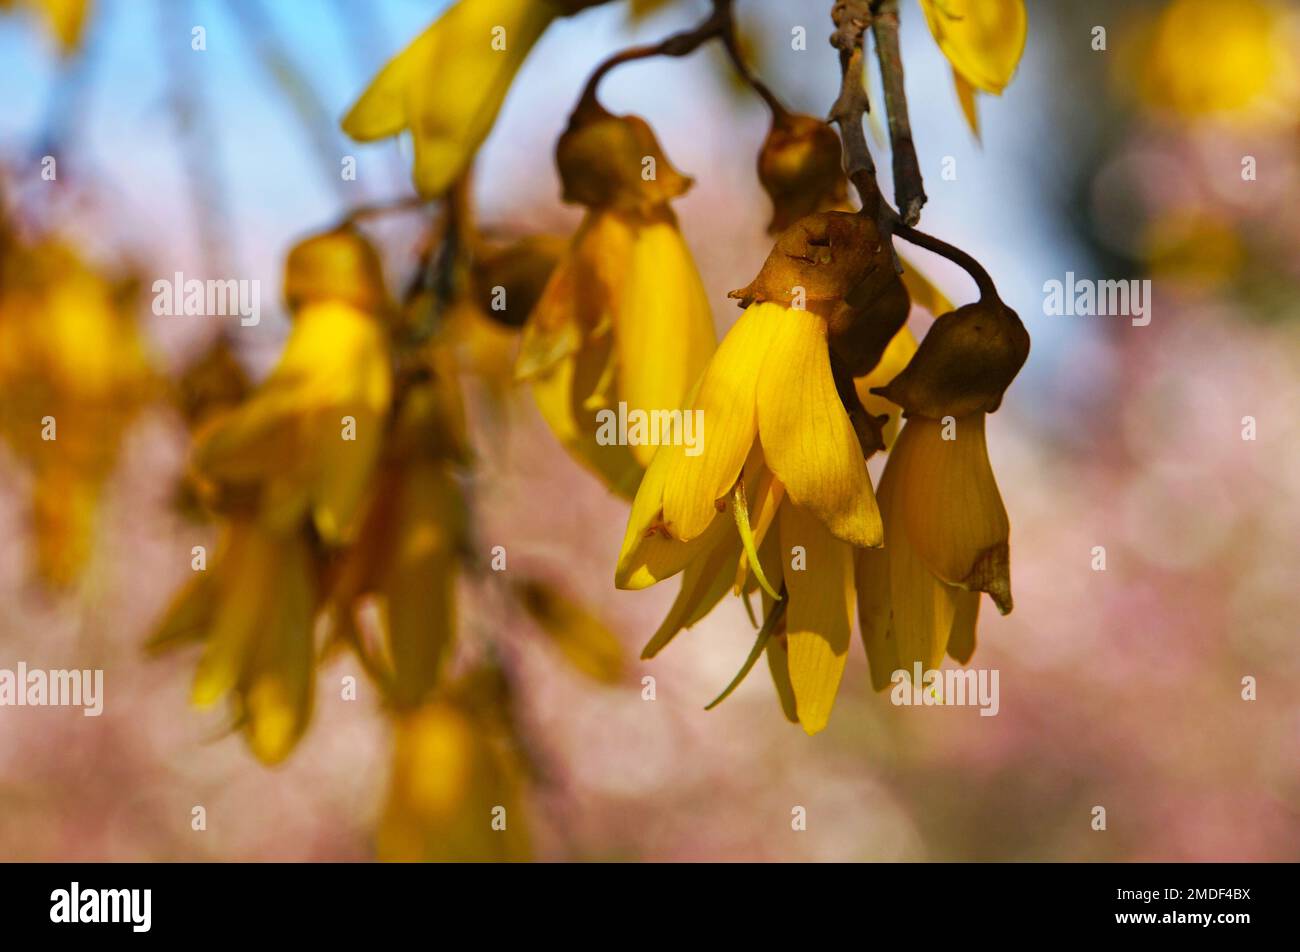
[517,104,715,495]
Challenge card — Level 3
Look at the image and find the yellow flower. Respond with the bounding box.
[1133,0,1286,120]
[191,231,393,545]
[919,0,1027,135]
[611,211,937,734]
[328,351,468,710]
[378,695,532,862]
[616,302,885,734]
[150,520,319,765]
[0,240,154,585]
[858,413,1009,688]
[516,109,716,494]
[343,0,586,197]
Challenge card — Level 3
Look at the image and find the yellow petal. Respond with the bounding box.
[854,542,898,692]
[756,306,881,548]
[854,324,918,451]
[766,635,800,724]
[530,341,643,500]
[342,0,558,197]
[919,0,1027,95]
[952,68,981,139]
[876,441,958,673]
[894,414,1012,612]
[778,501,853,735]
[377,699,531,861]
[640,531,741,659]
[661,302,782,541]
[516,580,624,683]
[614,216,716,467]
[381,461,462,707]
[192,300,392,542]
[947,589,980,664]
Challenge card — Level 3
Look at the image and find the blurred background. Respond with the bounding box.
[1,0,1298,860]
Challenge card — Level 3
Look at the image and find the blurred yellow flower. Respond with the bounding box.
[329,350,469,710]
[0,240,154,585]
[378,694,532,862]
[150,520,319,765]
[516,108,716,495]
[343,0,606,197]
[192,231,393,545]
[1134,0,1286,120]
[0,0,91,54]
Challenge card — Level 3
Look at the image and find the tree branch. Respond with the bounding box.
[871,0,926,224]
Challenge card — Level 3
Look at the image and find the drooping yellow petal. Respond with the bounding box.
[876,439,958,674]
[894,414,1012,612]
[919,0,1026,95]
[517,212,634,381]
[377,699,531,862]
[756,307,881,548]
[530,340,643,500]
[241,534,316,765]
[952,68,981,139]
[342,0,558,197]
[778,501,854,735]
[766,634,800,724]
[614,216,716,467]
[641,530,741,659]
[947,588,980,664]
[380,461,462,707]
[191,523,272,708]
[854,324,918,451]
[516,580,624,683]
[660,302,782,541]
[192,300,392,543]
[854,542,898,692]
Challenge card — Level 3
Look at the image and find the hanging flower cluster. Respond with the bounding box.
[118,0,1032,857]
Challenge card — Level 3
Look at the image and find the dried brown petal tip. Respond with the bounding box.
[284,227,389,314]
[963,541,1013,615]
[556,106,692,213]
[872,297,1029,419]
[758,113,848,234]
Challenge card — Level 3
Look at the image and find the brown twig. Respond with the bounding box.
[871,0,926,224]
[576,0,785,118]
[828,1,892,230]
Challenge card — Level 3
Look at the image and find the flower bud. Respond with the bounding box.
[871,297,1029,419]
[556,104,692,212]
[729,211,909,376]
[757,113,848,234]
[284,227,389,314]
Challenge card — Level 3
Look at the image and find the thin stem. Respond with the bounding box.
[576,0,784,118]
[575,6,726,113]
[717,7,789,119]
[893,220,999,302]
[871,0,926,224]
